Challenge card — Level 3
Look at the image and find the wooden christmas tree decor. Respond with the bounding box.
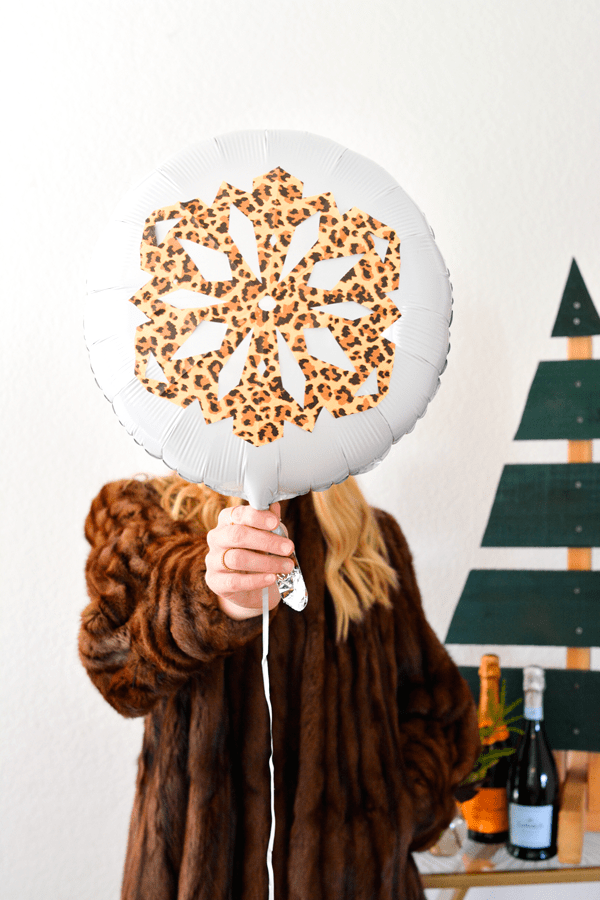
[446,259,600,862]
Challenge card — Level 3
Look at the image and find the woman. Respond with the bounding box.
[80,473,479,900]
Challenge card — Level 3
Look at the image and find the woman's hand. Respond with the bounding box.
[205,503,295,620]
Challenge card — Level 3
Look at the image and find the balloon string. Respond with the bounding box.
[262,586,275,900]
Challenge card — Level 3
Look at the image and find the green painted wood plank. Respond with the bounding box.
[515,360,600,441]
[552,259,600,337]
[446,570,600,647]
[482,463,600,547]
[458,666,600,752]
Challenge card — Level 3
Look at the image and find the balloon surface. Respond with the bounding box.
[85,130,452,509]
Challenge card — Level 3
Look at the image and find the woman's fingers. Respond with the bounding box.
[209,569,282,620]
[221,546,295,575]
[219,525,293,558]
[204,545,292,589]
[208,504,293,560]
[216,503,278,532]
[210,570,277,597]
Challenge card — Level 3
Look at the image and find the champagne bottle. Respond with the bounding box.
[461,654,511,843]
[507,666,559,860]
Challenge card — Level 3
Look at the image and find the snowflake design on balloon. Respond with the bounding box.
[129,167,401,445]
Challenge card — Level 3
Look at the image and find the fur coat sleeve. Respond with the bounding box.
[79,479,265,717]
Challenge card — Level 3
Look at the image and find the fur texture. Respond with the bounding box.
[80,479,479,900]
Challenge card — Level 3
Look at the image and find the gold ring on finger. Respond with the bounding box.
[222,548,234,571]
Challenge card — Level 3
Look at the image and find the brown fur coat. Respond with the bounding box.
[80,479,479,900]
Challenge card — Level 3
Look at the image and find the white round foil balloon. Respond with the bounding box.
[85,130,452,510]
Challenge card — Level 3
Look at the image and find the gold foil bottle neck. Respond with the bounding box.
[478,654,509,744]
[479,654,501,681]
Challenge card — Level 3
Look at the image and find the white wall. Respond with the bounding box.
[2,1,599,897]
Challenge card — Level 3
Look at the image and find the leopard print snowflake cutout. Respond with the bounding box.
[129,167,401,446]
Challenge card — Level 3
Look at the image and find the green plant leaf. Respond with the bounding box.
[459,679,522,787]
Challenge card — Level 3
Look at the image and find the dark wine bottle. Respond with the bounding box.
[507,666,559,860]
[461,654,510,843]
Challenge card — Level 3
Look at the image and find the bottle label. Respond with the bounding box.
[509,803,553,848]
[461,787,508,834]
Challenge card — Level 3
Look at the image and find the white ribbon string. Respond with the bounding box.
[261,586,275,900]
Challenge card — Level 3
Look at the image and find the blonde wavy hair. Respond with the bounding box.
[151,474,397,641]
